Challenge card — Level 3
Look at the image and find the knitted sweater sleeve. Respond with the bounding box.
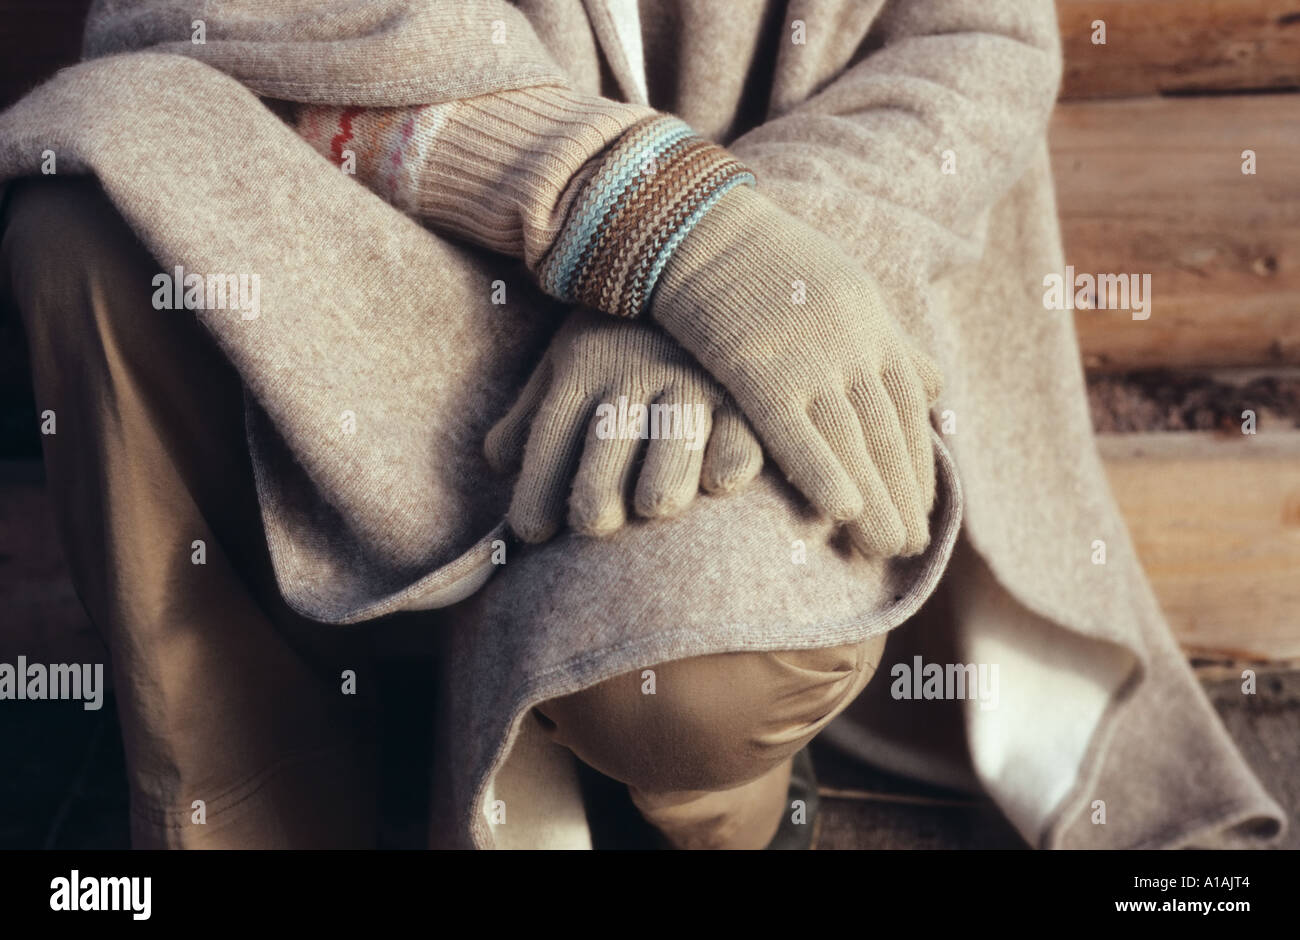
[294,87,755,319]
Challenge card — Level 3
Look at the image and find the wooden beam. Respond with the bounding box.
[1050,95,1300,372]
[1099,430,1300,663]
[1057,0,1300,99]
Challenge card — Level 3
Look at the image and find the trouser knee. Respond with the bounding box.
[536,632,886,794]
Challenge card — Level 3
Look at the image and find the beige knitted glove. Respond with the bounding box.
[485,310,763,543]
[649,184,943,558]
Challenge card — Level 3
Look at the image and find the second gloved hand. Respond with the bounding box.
[650,184,944,558]
[485,309,763,543]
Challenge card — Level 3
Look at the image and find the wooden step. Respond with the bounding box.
[1098,430,1300,662]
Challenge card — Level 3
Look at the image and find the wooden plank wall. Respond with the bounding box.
[1054,0,1300,664]
[1054,1,1300,372]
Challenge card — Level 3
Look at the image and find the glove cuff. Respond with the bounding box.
[537,114,755,319]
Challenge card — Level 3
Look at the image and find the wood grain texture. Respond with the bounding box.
[1051,94,1300,372]
[1099,430,1300,662]
[1057,0,1300,99]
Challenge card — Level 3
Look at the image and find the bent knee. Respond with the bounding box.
[536,632,886,793]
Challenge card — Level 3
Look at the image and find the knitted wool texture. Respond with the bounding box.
[295,85,654,268]
[651,184,944,558]
[536,114,755,318]
[484,309,763,543]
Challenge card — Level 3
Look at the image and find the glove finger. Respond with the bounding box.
[882,359,938,520]
[848,376,929,556]
[701,402,762,495]
[568,400,644,537]
[507,387,596,543]
[843,517,899,560]
[911,348,944,405]
[485,352,554,474]
[634,398,710,519]
[751,402,865,523]
[807,392,907,557]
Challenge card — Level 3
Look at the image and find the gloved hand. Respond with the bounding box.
[650,184,944,557]
[485,309,763,543]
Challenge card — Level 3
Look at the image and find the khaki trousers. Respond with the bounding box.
[3,177,883,850]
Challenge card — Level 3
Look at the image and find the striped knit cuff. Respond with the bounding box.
[537,115,756,319]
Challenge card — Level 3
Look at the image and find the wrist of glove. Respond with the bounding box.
[485,309,763,543]
[649,184,945,558]
[535,113,756,318]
